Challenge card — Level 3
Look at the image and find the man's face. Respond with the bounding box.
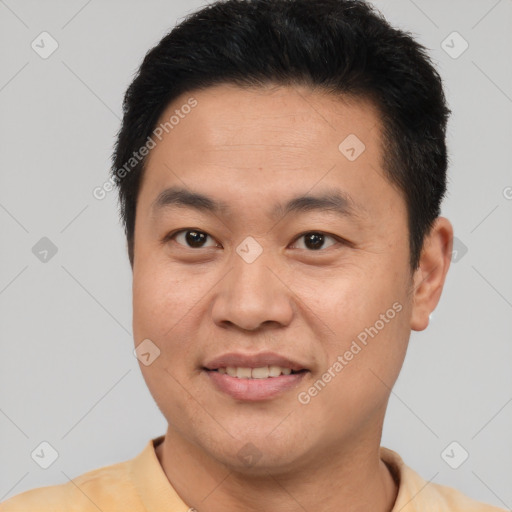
[132,84,415,472]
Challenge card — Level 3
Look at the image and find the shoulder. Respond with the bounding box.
[0,457,142,512]
[380,447,506,512]
[425,481,506,512]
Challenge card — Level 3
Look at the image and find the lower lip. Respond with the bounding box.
[205,370,307,401]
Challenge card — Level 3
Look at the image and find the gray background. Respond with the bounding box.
[1,0,511,508]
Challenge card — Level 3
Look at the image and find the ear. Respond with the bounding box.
[410,217,453,331]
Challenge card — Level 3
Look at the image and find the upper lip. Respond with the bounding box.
[203,351,308,372]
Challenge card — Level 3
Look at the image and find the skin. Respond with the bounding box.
[131,83,453,512]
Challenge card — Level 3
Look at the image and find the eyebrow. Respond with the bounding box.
[151,186,363,221]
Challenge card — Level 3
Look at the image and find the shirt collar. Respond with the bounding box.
[129,437,432,512]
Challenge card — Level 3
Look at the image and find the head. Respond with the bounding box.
[113,0,453,473]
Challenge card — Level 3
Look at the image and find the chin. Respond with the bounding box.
[216,444,307,476]
[194,423,311,475]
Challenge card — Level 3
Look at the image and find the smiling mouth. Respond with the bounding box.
[204,366,308,379]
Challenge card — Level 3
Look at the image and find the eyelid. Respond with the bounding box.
[164,228,347,251]
[163,228,220,248]
[289,231,344,251]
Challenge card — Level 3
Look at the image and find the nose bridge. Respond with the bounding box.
[211,240,293,331]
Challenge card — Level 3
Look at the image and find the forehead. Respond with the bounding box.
[138,83,404,228]
[152,83,382,166]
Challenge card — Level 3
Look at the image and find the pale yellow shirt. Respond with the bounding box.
[1,436,505,511]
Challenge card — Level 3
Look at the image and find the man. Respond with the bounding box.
[1,0,505,510]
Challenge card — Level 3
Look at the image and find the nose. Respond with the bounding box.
[211,245,294,331]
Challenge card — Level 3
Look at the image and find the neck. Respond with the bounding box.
[155,428,398,512]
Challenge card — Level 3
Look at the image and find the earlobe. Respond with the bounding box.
[410,217,453,331]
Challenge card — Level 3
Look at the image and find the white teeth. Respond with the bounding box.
[215,366,297,378]
[236,367,252,379]
[251,366,270,379]
[269,365,283,377]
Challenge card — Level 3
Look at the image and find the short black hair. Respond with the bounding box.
[112,0,450,270]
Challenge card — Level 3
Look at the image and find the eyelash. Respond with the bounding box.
[163,229,345,252]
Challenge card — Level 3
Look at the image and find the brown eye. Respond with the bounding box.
[292,232,338,251]
[172,229,219,248]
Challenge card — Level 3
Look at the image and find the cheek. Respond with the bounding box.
[132,258,219,373]
[132,266,199,399]
[132,261,194,342]
[316,264,411,368]
[298,298,410,436]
